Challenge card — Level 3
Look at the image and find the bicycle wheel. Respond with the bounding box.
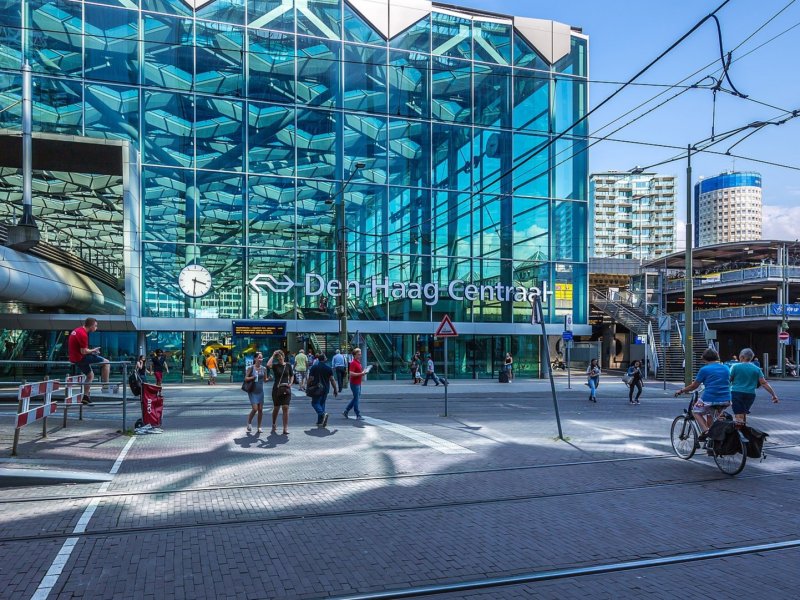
[670,416,697,459]
[713,435,747,476]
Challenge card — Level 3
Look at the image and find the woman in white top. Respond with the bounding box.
[244,353,267,433]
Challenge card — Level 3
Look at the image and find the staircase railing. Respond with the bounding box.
[592,290,649,333]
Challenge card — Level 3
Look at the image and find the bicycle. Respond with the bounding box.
[670,391,748,476]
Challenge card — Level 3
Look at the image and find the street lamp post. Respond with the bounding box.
[684,145,694,386]
[329,161,365,389]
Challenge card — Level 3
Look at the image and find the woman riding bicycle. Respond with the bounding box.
[674,348,731,439]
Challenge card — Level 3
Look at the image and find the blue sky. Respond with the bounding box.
[462,0,800,240]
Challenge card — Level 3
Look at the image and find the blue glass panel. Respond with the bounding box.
[513,69,549,133]
[387,186,430,258]
[343,114,387,184]
[343,184,388,244]
[142,90,194,168]
[195,96,243,171]
[431,123,471,191]
[513,33,548,70]
[554,36,587,77]
[32,77,82,134]
[513,133,549,199]
[143,13,193,90]
[195,21,244,97]
[473,64,511,128]
[87,0,139,7]
[431,57,471,123]
[248,30,294,103]
[554,76,587,136]
[388,118,430,188]
[248,175,295,248]
[85,83,140,143]
[344,4,384,45]
[432,190,472,260]
[473,128,510,196]
[431,12,470,60]
[248,0,294,33]
[196,170,244,245]
[388,51,429,119]
[0,0,21,70]
[296,36,341,108]
[142,242,190,317]
[344,43,387,114]
[473,20,511,65]
[390,15,430,51]
[294,249,335,318]
[297,0,341,40]
[554,136,587,201]
[0,72,21,129]
[248,101,295,176]
[28,0,82,77]
[197,0,246,25]
[143,166,193,242]
[248,248,298,319]
[296,178,335,250]
[552,200,586,262]
[142,0,192,17]
[84,4,139,85]
[512,199,548,262]
[296,108,340,180]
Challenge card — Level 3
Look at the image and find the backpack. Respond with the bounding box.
[305,366,324,397]
[128,371,142,397]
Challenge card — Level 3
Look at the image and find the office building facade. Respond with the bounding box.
[590,171,676,260]
[694,171,762,247]
[0,0,589,379]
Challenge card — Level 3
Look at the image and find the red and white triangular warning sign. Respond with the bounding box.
[435,314,458,337]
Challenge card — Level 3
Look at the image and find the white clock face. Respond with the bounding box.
[178,264,213,298]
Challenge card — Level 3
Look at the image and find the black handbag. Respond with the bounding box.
[241,366,255,393]
[275,366,292,402]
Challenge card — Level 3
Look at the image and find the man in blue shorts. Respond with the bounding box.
[68,317,110,405]
[675,348,731,438]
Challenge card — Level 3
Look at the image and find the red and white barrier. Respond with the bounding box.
[63,374,86,427]
[12,379,61,456]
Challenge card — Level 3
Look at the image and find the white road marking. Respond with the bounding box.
[361,417,475,454]
[30,436,136,600]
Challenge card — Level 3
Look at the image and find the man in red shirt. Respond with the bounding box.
[68,317,110,405]
[342,348,366,420]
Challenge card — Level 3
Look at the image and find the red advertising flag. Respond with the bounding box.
[140,383,163,427]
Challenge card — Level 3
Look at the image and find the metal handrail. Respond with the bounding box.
[647,320,659,377]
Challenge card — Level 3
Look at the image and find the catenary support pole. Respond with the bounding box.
[535,295,563,440]
[684,145,694,386]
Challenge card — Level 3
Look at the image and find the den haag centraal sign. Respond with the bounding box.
[248,274,553,306]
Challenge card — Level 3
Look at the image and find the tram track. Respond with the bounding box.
[1,464,797,545]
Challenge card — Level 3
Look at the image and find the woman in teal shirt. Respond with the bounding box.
[729,348,778,425]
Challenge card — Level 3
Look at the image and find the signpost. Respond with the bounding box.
[562,329,573,390]
[435,315,458,416]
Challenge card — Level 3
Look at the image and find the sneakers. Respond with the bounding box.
[342,410,349,419]
[322,413,329,428]
[81,395,93,406]
[257,428,263,434]
[246,423,253,433]
[356,415,364,421]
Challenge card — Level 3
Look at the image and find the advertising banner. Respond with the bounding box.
[141,383,163,427]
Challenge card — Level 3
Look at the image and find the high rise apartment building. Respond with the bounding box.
[694,172,762,247]
[590,171,676,260]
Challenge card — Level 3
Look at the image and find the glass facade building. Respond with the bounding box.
[0,0,589,379]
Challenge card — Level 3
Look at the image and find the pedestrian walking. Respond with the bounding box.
[331,349,346,390]
[244,352,267,433]
[294,349,308,390]
[135,354,149,382]
[206,351,218,385]
[586,358,600,402]
[266,350,294,435]
[307,352,338,427]
[151,349,169,386]
[730,348,779,425]
[68,317,111,405]
[422,354,440,386]
[343,348,367,419]
[626,360,643,404]
[410,352,421,384]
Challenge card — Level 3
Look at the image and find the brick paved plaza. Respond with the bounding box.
[1,377,799,599]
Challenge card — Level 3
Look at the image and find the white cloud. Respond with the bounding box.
[762,205,800,241]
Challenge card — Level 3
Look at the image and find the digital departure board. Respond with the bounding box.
[231,321,287,337]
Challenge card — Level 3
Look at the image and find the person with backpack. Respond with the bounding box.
[306,352,338,428]
[626,360,643,404]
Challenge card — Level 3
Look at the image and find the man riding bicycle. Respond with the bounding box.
[674,348,731,440]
